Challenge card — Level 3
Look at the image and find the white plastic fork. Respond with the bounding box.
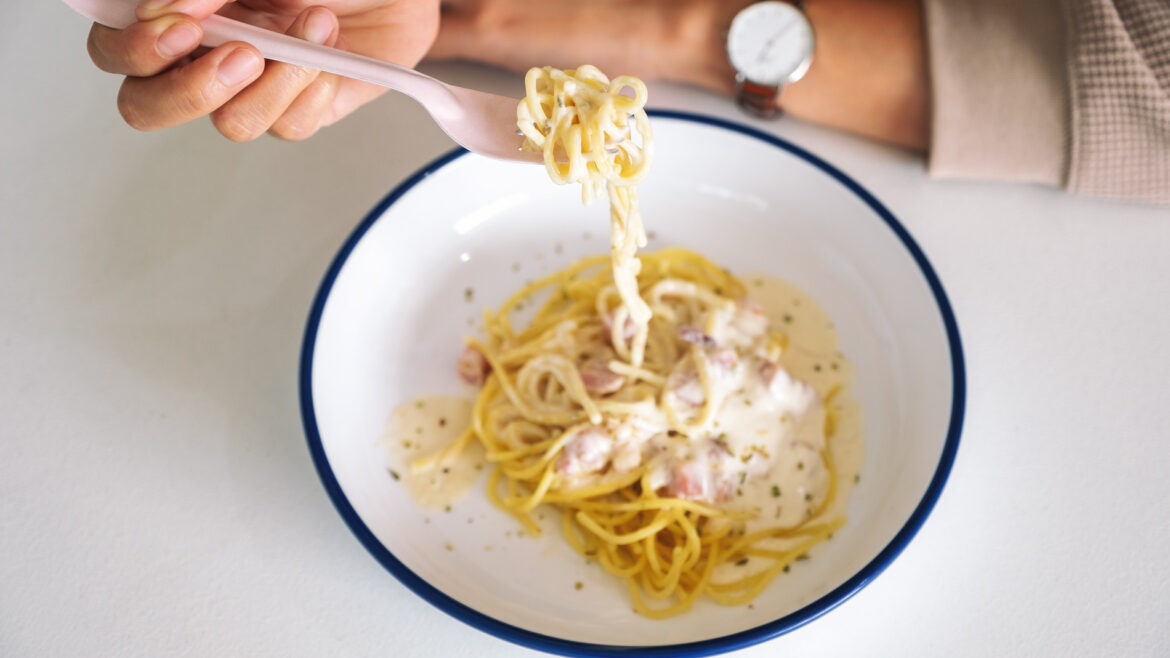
[62,0,540,163]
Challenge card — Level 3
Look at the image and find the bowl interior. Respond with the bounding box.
[304,114,961,650]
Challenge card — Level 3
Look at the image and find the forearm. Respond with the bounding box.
[675,0,929,150]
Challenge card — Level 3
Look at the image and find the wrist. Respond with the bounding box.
[658,0,742,93]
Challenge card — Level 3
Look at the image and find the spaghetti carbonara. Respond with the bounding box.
[409,67,861,618]
[516,65,653,366]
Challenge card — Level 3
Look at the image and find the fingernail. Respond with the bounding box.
[156,21,200,58]
[303,9,335,44]
[218,48,262,86]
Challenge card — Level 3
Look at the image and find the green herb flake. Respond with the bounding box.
[438,417,447,428]
[735,558,749,566]
[795,553,810,562]
[813,364,822,372]
[444,505,452,513]
[854,473,861,484]
[783,314,793,323]
[782,565,791,573]
[797,461,804,471]
[464,288,474,302]
[388,469,400,481]
[574,581,583,590]
[771,485,781,498]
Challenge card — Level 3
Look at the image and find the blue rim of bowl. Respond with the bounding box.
[299,109,966,657]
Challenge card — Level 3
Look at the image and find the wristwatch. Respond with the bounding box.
[726,1,815,118]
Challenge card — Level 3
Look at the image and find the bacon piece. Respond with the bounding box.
[706,437,732,460]
[456,345,490,386]
[733,300,768,338]
[603,310,637,343]
[579,362,625,395]
[759,360,815,410]
[677,325,715,347]
[667,460,708,499]
[758,360,778,386]
[664,460,735,503]
[556,428,613,476]
[611,443,643,472]
[666,367,705,406]
[708,348,739,375]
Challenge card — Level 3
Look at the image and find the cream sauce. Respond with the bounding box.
[736,274,864,532]
[380,396,484,510]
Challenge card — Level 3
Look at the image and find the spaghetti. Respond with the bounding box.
[436,248,849,618]
[416,67,857,618]
[517,65,653,366]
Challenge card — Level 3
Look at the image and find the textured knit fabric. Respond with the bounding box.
[925,0,1170,204]
[1067,0,1170,204]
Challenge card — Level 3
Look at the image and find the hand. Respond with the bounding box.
[431,0,928,150]
[430,0,737,92]
[88,0,440,141]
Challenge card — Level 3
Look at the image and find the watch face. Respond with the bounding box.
[727,1,814,86]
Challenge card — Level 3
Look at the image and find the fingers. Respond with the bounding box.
[136,0,236,22]
[268,70,342,140]
[117,43,264,131]
[89,15,203,77]
[88,0,236,76]
[211,6,341,141]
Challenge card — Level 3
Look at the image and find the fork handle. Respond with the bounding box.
[199,15,454,108]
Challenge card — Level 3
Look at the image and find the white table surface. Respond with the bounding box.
[4,3,1169,656]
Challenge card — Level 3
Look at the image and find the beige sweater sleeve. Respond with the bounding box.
[924,0,1069,186]
[924,0,1170,204]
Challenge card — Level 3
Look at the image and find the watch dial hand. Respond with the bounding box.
[754,18,800,64]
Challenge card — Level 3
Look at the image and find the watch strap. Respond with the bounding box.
[735,79,783,118]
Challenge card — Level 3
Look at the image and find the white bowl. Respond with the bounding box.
[300,111,965,655]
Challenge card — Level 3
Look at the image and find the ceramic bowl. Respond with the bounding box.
[300,111,965,656]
